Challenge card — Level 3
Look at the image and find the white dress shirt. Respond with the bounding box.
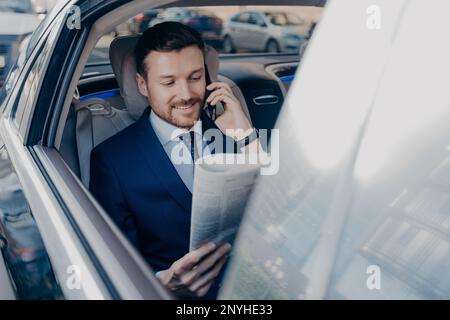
[150,110,211,192]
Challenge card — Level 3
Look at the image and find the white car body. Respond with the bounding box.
[222,10,307,53]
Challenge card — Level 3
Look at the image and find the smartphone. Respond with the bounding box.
[204,64,216,121]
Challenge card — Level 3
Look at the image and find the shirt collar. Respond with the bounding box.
[150,109,203,146]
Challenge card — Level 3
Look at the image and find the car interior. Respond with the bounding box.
[42,5,317,297]
[56,1,311,188]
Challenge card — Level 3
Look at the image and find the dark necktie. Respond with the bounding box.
[180,131,196,163]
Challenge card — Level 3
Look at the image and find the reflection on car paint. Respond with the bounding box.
[0,145,63,299]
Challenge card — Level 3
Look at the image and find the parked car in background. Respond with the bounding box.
[129,9,162,34]
[149,7,223,49]
[222,10,307,53]
[0,0,41,88]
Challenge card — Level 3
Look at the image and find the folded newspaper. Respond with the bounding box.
[189,153,261,251]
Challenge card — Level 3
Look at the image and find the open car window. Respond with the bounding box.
[87,5,323,65]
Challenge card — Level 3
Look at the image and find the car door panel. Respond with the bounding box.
[0,131,64,299]
[248,13,267,51]
[0,243,15,299]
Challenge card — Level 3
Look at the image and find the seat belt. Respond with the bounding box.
[74,98,112,187]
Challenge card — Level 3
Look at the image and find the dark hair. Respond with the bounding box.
[134,21,205,78]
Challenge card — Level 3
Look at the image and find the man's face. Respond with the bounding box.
[136,45,206,129]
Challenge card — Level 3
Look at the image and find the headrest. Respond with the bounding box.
[109,35,220,121]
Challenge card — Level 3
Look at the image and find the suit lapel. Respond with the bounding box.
[131,107,192,213]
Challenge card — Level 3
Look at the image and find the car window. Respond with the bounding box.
[266,12,304,26]
[87,5,322,63]
[190,9,217,18]
[249,13,265,26]
[220,1,450,300]
[0,36,31,107]
[163,11,177,19]
[238,12,251,24]
[0,142,63,299]
[230,13,240,22]
[13,44,47,127]
[13,16,62,127]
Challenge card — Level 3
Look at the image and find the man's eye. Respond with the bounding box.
[162,81,174,86]
[190,77,201,81]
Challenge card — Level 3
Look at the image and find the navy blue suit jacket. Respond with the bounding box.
[90,106,236,275]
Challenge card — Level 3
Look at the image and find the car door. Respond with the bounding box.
[0,1,170,300]
[225,13,242,49]
[0,13,113,300]
[0,136,64,300]
[233,12,252,50]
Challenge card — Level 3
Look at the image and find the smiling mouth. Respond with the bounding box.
[174,102,196,110]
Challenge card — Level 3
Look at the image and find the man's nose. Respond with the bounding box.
[178,81,193,101]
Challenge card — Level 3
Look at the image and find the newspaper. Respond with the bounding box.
[189,153,261,251]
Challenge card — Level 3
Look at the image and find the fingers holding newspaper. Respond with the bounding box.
[156,241,231,297]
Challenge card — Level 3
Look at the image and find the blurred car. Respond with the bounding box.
[149,8,223,49]
[129,9,162,34]
[222,11,307,53]
[0,0,41,88]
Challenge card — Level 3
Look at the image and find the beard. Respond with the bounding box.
[152,98,202,129]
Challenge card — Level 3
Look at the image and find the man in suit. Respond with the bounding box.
[89,22,258,298]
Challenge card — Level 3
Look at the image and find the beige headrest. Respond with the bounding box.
[109,35,220,120]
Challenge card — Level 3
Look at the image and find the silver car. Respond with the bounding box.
[222,11,307,53]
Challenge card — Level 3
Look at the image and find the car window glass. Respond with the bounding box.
[267,12,304,26]
[0,142,64,299]
[238,12,250,24]
[13,45,46,127]
[221,1,450,300]
[0,35,32,107]
[13,16,62,127]
[248,13,257,24]
[87,6,322,64]
[230,13,240,22]
[250,13,264,25]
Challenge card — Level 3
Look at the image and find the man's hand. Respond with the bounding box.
[156,242,231,297]
[206,82,253,140]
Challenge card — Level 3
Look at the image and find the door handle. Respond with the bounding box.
[253,95,279,105]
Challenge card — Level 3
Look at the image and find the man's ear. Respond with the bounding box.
[136,73,149,97]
